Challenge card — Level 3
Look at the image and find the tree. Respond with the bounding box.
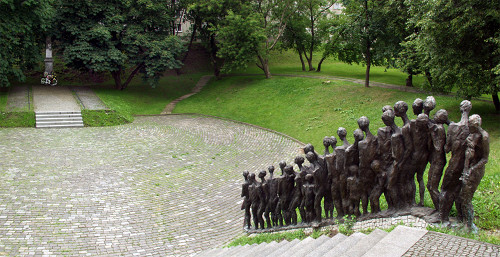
[333,0,389,87]
[282,0,335,71]
[187,0,245,78]
[216,0,297,78]
[53,0,185,90]
[0,0,54,87]
[407,0,500,111]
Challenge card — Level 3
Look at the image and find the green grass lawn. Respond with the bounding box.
[0,87,35,127]
[91,72,208,121]
[232,50,427,88]
[173,75,499,242]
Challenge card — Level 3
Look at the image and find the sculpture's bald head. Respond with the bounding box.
[353,129,364,142]
[424,96,436,113]
[357,116,370,132]
[394,101,408,117]
[337,127,347,139]
[382,109,395,126]
[433,109,448,124]
[412,98,424,116]
[460,100,472,113]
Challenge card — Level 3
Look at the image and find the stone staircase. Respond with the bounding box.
[196,226,428,257]
[35,111,84,128]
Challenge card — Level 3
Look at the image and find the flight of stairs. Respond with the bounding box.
[35,111,84,128]
[196,225,428,257]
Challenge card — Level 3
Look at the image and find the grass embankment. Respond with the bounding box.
[173,75,499,244]
[0,88,35,128]
[92,72,208,122]
[233,50,427,88]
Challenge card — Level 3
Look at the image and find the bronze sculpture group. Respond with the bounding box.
[241,97,489,232]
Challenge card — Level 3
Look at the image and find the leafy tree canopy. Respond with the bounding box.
[54,0,185,90]
[0,0,54,87]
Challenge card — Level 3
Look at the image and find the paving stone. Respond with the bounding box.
[402,231,500,257]
[0,115,303,256]
[33,86,81,112]
[71,86,108,110]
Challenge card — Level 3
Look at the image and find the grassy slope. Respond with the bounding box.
[233,50,427,88]
[92,72,207,121]
[173,75,499,234]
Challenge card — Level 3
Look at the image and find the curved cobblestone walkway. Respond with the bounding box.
[0,115,303,256]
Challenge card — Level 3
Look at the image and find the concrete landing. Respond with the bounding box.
[33,86,81,112]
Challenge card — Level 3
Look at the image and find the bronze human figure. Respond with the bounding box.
[369,160,387,213]
[294,156,308,221]
[377,110,397,209]
[303,174,316,223]
[357,116,378,215]
[394,101,415,208]
[410,113,432,206]
[459,114,489,232]
[248,173,264,229]
[440,100,472,223]
[336,127,351,214]
[423,96,436,117]
[344,129,364,215]
[346,165,361,217]
[266,165,282,227]
[325,137,344,218]
[241,171,251,229]
[278,165,295,225]
[427,109,448,210]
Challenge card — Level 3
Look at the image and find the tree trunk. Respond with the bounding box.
[257,55,271,79]
[175,22,198,75]
[405,73,413,87]
[317,56,326,72]
[111,70,122,90]
[365,44,371,87]
[298,49,306,71]
[493,91,500,112]
[425,70,433,87]
[121,63,144,90]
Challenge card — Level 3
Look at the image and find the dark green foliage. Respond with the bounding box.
[405,0,500,110]
[53,0,185,90]
[0,0,54,87]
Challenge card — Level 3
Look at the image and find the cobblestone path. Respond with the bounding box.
[0,115,303,256]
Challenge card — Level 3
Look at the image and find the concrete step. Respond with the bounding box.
[257,241,281,256]
[268,238,300,257]
[236,242,268,257]
[342,229,389,257]
[217,245,243,257]
[276,236,315,257]
[323,232,367,256]
[293,235,331,257]
[305,233,348,257]
[35,111,84,128]
[361,226,427,257]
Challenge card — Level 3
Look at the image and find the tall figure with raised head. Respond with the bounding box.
[278,165,295,225]
[258,170,271,228]
[357,116,378,214]
[266,166,282,227]
[411,113,432,206]
[335,127,351,214]
[423,96,436,117]
[427,109,448,210]
[439,100,472,224]
[294,156,308,221]
[241,171,251,229]
[459,114,489,231]
[325,136,344,218]
[394,101,415,207]
[377,110,398,209]
[248,173,264,229]
[412,98,424,116]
